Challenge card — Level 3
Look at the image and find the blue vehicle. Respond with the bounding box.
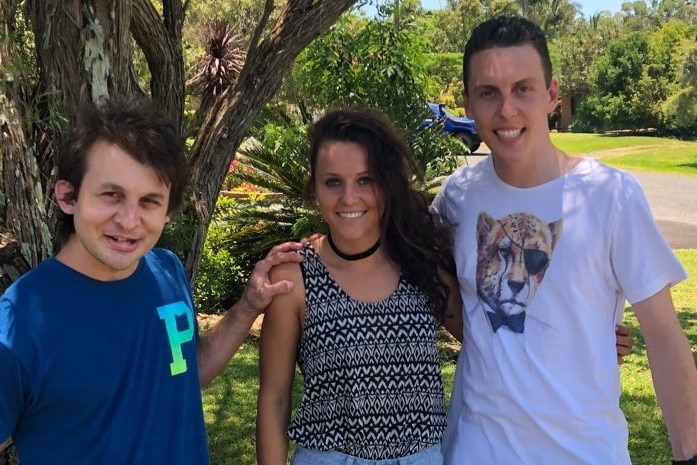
[423,102,481,152]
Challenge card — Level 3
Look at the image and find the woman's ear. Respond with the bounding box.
[54,180,77,214]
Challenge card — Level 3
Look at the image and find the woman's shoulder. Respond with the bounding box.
[269,260,303,284]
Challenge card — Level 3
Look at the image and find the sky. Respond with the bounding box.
[419,0,628,16]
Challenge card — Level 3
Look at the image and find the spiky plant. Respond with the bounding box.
[188,20,245,109]
[217,121,325,266]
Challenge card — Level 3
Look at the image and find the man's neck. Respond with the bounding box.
[492,147,579,188]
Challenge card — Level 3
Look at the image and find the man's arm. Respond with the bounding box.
[196,241,304,387]
[633,285,697,461]
[615,324,634,364]
[440,269,463,343]
[0,437,10,452]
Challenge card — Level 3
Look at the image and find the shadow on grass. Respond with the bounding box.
[203,339,261,465]
[621,389,672,465]
[204,337,304,465]
[620,308,696,464]
[677,163,697,172]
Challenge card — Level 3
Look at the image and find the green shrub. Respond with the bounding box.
[192,198,248,313]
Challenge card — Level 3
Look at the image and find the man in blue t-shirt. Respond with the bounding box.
[0,97,303,464]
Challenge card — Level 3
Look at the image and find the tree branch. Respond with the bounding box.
[131,0,185,131]
[182,0,358,279]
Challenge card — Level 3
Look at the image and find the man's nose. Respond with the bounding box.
[115,202,139,229]
[499,93,518,119]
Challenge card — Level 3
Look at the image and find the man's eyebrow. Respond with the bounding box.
[97,183,166,200]
[142,192,166,201]
[98,183,123,191]
[513,77,537,85]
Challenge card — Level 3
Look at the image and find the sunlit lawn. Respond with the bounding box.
[550,133,683,155]
[203,249,697,465]
[551,133,697,177]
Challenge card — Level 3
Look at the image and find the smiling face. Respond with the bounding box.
[313,140,384,253]
[55,140,171,281]
[464,44,558,177]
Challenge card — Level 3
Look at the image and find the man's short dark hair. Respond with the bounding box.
[463,16,553,95]
[55,97,188,247]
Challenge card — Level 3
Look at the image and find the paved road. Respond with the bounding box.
[465,150,697,249]
[630,171,697,249]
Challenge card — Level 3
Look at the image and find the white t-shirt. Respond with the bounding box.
[432,156,687,465]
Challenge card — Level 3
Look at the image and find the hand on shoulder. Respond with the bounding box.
[240,241,305,315]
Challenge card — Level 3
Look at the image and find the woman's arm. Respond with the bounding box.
[256,263,304,465]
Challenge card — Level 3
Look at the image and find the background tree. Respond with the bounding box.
[661,40,697,136]
[576,31,652,131]
[0,0,358,295]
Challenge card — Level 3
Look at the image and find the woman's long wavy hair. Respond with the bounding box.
[306,107,455,321]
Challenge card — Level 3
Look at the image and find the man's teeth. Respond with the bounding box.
[112,236,136,244]
[497,129,522,139]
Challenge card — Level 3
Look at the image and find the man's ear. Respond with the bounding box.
[548,78,560,112]
[54,180,77,214]
[462,90,471,118]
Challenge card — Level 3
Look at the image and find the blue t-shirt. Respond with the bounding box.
[0,249,210,465]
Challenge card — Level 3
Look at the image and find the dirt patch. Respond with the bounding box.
[197,313,264,340]
[582,145,662,159]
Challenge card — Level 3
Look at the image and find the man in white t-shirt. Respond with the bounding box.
[433,15,697,465]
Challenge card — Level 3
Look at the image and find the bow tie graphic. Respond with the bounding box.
[486,310,526,334]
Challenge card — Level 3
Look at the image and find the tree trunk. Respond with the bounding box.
[28,1,134,116]
[183,0,358,280]
[1,0,52,296]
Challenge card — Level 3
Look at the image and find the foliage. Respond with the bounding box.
[574,20,695,135]
[576,32,655,131]
[549,16,623,95]
[192,199,249,313]
[157,200,247,312]
[218,120,325,269]
[294,10,432,133]
[187,21,246,110]
[423,52,464,107]
[291,8,465,175]
[182,0,262,74]
[661,41,697,138]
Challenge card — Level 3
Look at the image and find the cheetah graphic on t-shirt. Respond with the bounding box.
[476,211,563,334]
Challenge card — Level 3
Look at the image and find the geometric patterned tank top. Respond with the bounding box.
[286,244,446,460]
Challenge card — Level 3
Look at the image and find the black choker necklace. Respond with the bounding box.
[327,233,381,261]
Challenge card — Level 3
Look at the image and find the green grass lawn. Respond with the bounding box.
[551,133,697,177]
[203,249,697,465]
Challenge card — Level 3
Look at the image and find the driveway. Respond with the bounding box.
[465,147,697,249]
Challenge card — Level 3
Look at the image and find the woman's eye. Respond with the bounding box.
[358,177,373,185]
[325,179,340,188]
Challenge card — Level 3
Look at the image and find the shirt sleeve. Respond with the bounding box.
[0,341,27,443]
[608,176,687,304]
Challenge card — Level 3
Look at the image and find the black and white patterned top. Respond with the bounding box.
[286,244,446,460]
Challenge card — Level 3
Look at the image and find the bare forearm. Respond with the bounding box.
[0,437,10,452]
[256,398,291,465]
[197,297,259,387]
[646,330,697,459]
